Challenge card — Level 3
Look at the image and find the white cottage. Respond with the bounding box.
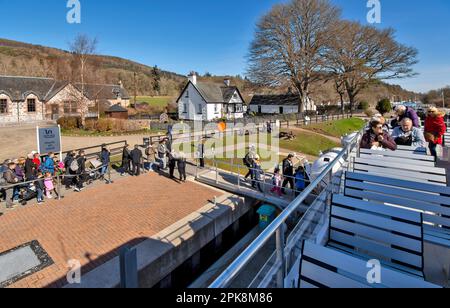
[249,93,317,115]
[177,74,245,121]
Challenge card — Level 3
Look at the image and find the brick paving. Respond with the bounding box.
[0,173,222,288]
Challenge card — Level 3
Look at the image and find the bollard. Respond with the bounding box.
[57,175,62,200]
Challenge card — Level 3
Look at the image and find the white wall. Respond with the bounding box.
[178,83,207,121]
[249,104,299,114]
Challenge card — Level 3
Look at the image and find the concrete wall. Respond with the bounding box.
[65,194,256,288]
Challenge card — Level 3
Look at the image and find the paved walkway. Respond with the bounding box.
[0,172,222,288]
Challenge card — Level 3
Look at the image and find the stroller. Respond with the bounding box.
[18,184,38,206]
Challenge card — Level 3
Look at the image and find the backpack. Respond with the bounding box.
[0,168,6,186]
[243,153,252,167]
[70,159,79,172]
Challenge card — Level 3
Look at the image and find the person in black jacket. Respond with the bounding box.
[74,151,86,192]
[64,151,76,189]
[281,154,295,194]
[130,145,143,176]
[24,153,36,181]
[168,152,177,179]
[178,153,187,182]
[121,144,131,175]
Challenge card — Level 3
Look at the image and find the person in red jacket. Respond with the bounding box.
[424,107,447,158]
[360,118,397,151]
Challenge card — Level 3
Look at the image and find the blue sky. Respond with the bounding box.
[0,0,449,93]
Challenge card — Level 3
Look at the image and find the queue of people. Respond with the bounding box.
[360,106,447,158]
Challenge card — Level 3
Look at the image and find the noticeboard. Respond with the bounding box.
[37,126,62,154]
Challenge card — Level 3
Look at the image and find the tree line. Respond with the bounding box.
[247,0,418,114]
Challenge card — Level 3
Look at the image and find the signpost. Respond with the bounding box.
[36,125,62,158]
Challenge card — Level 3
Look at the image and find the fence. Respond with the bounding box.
[208,132,361,288]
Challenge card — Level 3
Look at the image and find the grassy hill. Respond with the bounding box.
[0,38,419,107]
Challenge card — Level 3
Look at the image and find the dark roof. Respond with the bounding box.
[74,84,130,100]
[249,94,300,106]
[0,76,68,101]
[177,81,244,104]
[106,104,128,113]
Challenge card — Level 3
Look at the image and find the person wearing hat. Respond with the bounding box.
[424,107,447,157]
[3,160,19,208]
[25,153,36,181]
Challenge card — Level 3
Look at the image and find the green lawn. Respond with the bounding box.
[302,118,365,138]
[280,130,340,156]
[132,96,173,108]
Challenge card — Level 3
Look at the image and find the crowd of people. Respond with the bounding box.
[360,105,447,158]
[243,149,309,197]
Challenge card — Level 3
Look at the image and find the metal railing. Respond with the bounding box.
[208,132,361,288]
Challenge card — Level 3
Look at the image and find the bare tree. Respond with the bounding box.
[333,75,347,114]
[325,21,418,115]
[247,0,341,113]
[69,34,98,126]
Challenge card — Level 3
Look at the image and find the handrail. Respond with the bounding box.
[208,132,361,288]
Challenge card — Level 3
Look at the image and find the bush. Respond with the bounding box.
[365,109,376,118]
[359,101,369,111]
[57,116,82,130]
[376,99,392,115]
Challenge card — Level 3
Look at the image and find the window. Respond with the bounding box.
[198,104,203,114]
[0,99,7,114]
[214,104,219,114]
[27,99,36,113]
[183,103,187,113]
[185,91,190,98]
[64,101,77,115]
[235,104,243,113]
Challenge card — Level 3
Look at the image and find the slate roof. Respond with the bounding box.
[177,81,244,104]
[0,76,130,102]
[106,104,128,113]
[74,84,130,100]
[0,76,68,101]
[249,94,301,106]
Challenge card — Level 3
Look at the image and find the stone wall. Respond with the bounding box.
[0,93,45,125]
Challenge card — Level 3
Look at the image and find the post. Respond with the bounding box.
[276,227,285,288]
[215,160,219,184]
[119,247,138,288]
[237,164,240,190]
[262,172,266,197]
[57,175,62,200]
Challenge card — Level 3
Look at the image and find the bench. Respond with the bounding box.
[359,148,436,163]
[356,154,436,167]
[299,241,440,288]
[344,171,450,249]
[329,194,425,277]
[353,157,447,186]
[396,145,428,155]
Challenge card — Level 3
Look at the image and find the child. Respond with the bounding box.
[44,172,58,199]
[270,168,283,197]
[35,171,45,204]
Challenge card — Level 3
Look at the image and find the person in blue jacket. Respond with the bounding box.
[294,166,309,196]
[42,153,56,175]
[100,146,111,183]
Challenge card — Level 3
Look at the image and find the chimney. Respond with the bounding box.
[188,72,197,85]
[224,79,231,87]
[118,80,123,88]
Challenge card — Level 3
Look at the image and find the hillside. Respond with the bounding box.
[0,38,419,107]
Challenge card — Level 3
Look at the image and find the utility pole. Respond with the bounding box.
[443,90,446,109]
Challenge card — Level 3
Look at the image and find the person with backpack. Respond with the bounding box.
[64,151,77,189]
[252,156,264,193]
[294,166,309,196]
